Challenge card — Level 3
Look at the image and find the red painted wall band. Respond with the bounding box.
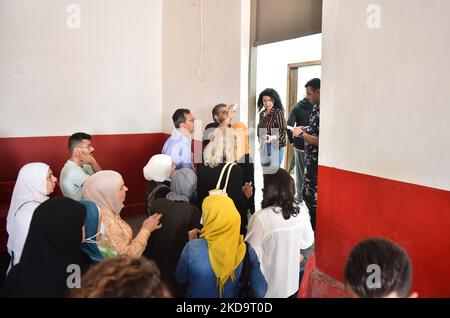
[0,133,170,207]
[315,166,450,297]
[0,133,171,250]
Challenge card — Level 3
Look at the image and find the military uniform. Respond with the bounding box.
[302,105,320,230]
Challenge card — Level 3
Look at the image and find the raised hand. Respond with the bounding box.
[142,213,163,232]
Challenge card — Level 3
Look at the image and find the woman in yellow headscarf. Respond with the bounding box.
[175,195,267,298]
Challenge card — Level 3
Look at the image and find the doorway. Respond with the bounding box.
[253,34,322,211]
[285,61,321,176]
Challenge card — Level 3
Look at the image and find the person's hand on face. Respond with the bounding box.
[76,150,96,165]
[74,140,96,165]
[142,213,163,232]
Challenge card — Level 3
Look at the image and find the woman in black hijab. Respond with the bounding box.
[1,197,87,298]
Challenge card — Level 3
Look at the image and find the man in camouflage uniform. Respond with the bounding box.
[293,78,320,231]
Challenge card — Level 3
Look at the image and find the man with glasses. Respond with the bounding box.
[162,109,195,170]
[60,132,102,200]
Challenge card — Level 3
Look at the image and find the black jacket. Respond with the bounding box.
[287,98,314,150]
[196,163,250,235]
[143,198,201,297]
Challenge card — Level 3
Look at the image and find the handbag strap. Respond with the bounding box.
[222,163,236,193]
[215,162,232,189]
[215,162,236,191]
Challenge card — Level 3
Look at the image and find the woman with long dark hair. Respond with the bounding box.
[257,88,287,172]
[246,168,314,298]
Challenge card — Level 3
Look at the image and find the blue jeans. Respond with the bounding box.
[261,144,284,174]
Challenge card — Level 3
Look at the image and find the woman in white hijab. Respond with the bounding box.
[143,154,175,215]
[6,162,57,268]
[83,170,162,257]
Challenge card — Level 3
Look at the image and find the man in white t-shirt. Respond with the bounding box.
[60,132,102,200]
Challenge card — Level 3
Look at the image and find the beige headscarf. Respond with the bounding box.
[82,170,124,214]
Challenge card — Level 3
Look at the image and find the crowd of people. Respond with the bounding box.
[1,78,417,298]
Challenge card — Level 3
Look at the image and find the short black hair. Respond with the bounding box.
[261,169,299,220]
[257,88,284,112]
[68,132,92,153]
[212,103,227,121]
[344,238,413,298]
[172,109,191,128]
[305,78,321,91]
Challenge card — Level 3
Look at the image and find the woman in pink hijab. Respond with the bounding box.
[83,170,162,257]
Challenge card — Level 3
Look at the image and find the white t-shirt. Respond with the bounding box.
[60,160,94,200]
[245,203,314,298]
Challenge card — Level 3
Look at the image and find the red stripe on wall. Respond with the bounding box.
[314,166,450,297]
[0,133,170,251]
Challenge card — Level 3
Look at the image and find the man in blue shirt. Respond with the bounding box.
[162,109,195,170]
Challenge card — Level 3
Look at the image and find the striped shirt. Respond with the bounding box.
[257,108,287,147]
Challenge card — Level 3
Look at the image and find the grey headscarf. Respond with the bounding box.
[166,168,197,202]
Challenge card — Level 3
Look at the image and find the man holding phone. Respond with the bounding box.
[293,78,320,231]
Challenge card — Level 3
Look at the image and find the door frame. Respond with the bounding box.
[284,60,321,172]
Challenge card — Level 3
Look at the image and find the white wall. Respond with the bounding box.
[240,0,251,125]
[256,34,322,111]
[162,0,245,135]
[321,0,450,191]
[0,0,162,137]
